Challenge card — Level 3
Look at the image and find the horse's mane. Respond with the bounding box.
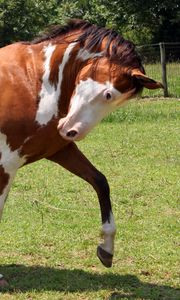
[29,19,89,44]
[25,19,142,68]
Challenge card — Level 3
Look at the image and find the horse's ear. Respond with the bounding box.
[132,70,164,90]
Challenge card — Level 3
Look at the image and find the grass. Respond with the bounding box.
[0,99,180,299]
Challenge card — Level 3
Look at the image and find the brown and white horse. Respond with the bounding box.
[0,19,162,270]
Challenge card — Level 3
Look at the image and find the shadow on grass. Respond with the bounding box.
[0,264,179,299]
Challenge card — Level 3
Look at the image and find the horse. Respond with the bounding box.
[0,19,163,272]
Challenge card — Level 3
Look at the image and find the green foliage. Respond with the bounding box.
[52,0,113,27]
[0,0,57,46]
[0,0,179,46]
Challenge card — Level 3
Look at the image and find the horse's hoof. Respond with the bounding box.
[97,245,113,268]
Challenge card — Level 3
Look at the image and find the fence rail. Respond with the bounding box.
[137,42,180,98]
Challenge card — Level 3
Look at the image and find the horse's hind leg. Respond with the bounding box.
[48,142,116,268]
[0,165,11,220]
[0,165,16,284]
[0,161,18,220]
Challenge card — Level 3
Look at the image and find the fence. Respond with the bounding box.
[137,42,180,98]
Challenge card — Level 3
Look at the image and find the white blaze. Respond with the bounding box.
[58,78,121,141]
[35,42,77,125]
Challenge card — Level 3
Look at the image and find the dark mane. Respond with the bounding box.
[29,19,91,45]
[26,19,142,69]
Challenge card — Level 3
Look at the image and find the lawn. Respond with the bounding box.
[0,99,179,299]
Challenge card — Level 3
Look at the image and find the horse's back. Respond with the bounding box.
[0,43,24,67]
[0,43,28,95]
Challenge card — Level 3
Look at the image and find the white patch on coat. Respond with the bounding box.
[77,48,103,61]
[101,212,116,254]
[0,132,26,174]
[0,132,26,218]
[35,42,77,125]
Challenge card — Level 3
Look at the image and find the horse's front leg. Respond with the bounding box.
[47,142,116,268]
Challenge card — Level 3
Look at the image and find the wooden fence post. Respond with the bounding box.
[159,42,168,97]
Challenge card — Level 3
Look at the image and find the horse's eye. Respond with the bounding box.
[104,90,112,100]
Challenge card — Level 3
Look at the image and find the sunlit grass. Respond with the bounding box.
[0,99,179,299]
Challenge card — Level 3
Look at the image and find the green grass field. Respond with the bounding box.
[0,99,179,299]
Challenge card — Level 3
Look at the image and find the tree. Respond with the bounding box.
[0,0,57,47]
[0,0,179,47]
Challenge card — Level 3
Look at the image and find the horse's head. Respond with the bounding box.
[58,21,163,141]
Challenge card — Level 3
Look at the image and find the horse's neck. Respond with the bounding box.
[31,40,80,119]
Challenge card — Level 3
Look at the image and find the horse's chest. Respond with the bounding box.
[20,122,68,163]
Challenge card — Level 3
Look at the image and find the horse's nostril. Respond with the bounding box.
[66,130,78,138]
